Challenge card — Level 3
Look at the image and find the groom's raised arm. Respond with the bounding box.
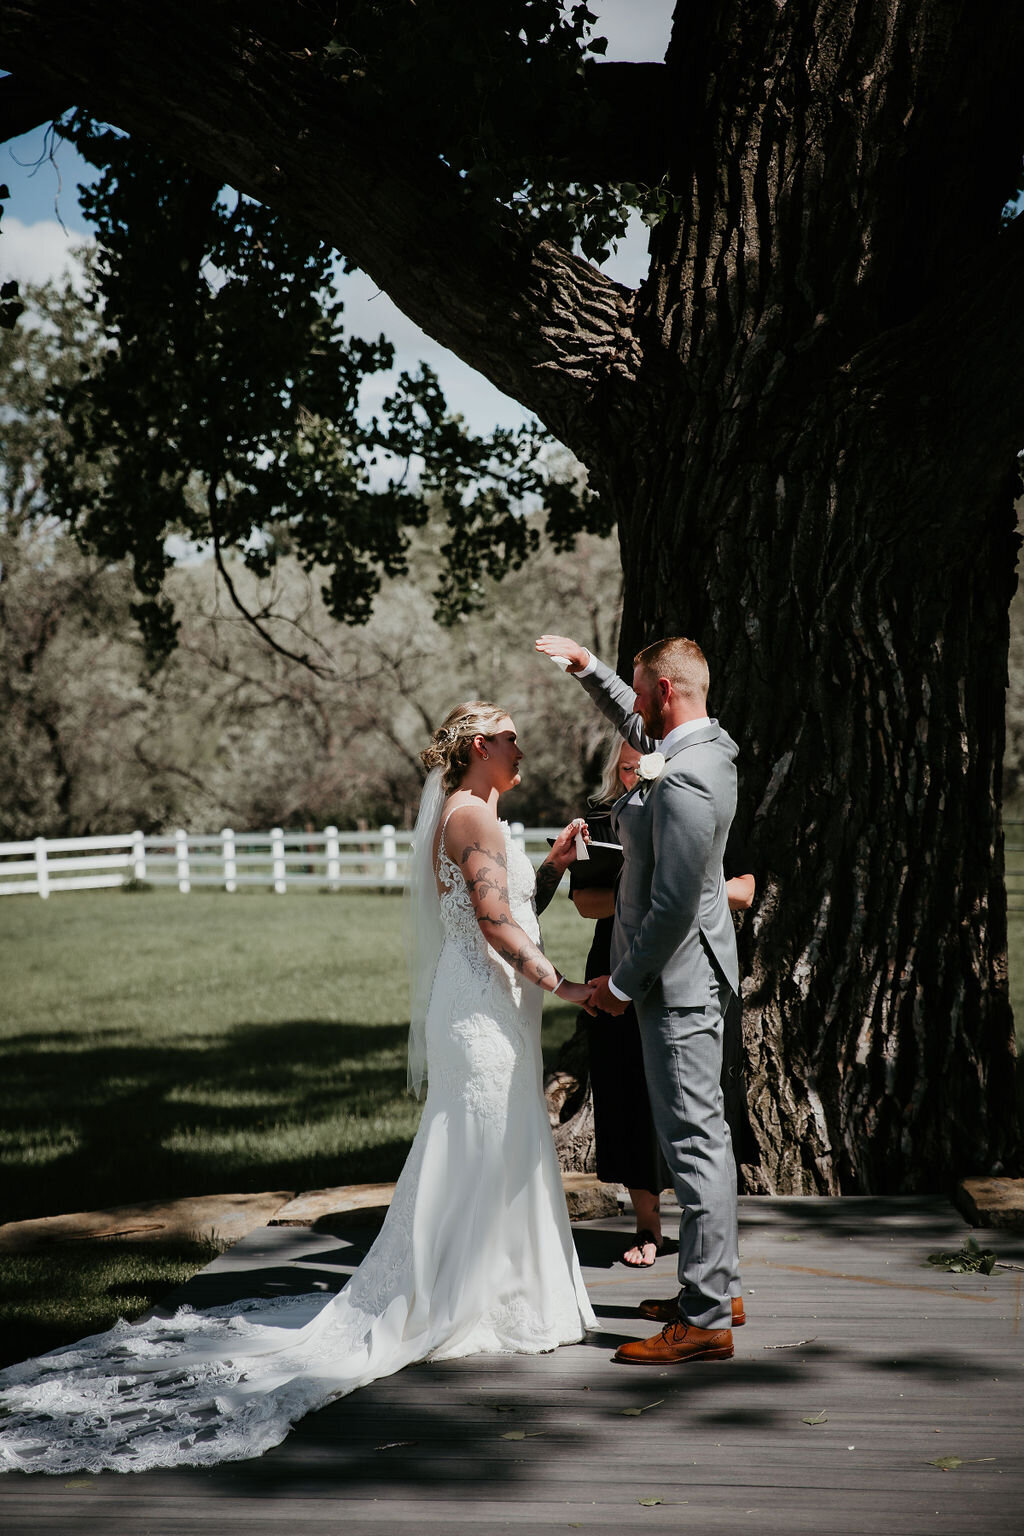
[535,635,656,752]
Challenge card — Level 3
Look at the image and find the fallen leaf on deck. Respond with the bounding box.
[63,1480,98,1490]
[802,1409,828,1425]
[373,1440,417,1451]
[621,1399,665,1416]
[501,1430,543,1440]
[926,1238,997,1275]
[763,1337,817,1350]
[927,1455,996,1471]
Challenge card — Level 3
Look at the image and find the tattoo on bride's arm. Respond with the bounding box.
[459,840,507,870]
[465,867,509,904]
[492,939,554,988]
[533,861,562,914]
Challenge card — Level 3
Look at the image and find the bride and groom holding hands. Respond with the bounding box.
[0,628,743,1475]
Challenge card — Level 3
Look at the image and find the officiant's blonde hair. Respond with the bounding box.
[634,636,709,700]
[421,701,511,792]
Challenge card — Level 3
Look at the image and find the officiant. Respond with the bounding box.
[569,734,671,1267]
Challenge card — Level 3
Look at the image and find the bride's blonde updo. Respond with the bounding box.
[421,701,510,793]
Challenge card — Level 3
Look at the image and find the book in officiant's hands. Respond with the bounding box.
[547,819,623,883]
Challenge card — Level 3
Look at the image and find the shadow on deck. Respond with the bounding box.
[2,1196,1022,1535]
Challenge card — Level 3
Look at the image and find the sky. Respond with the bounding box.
[0,0,675,435]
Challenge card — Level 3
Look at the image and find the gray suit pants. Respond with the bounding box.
[637,967,740,1331]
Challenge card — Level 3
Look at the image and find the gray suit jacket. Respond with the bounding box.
[578,657,739,1010]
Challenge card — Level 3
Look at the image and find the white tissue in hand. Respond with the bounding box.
[549,655,571,671]
[574,830,590,861]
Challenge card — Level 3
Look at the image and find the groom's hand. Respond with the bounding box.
[535,634,590,673]
[589,975,630,1015]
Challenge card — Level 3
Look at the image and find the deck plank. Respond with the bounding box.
[2,1196,1021,1534]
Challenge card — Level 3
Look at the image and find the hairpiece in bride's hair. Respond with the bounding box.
[419,700,509,792]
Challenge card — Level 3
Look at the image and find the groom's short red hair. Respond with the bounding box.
[634,637,709,701]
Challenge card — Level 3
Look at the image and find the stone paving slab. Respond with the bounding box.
[0,1191,294,1253]
[957,1177,1024,1232]
[0,1175,622,1253]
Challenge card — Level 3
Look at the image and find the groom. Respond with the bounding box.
[536,633,741,1365]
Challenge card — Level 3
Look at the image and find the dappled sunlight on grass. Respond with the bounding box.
[0,885,593,1222]
[0,1237,231,1369]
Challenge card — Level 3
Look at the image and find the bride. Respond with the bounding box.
[0,701,598,1475]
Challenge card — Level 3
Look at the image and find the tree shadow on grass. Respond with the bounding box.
[0,1019,417,1224]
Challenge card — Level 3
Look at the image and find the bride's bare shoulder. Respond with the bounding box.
[437,796,502,860]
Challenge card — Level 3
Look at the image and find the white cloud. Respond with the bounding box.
[1,217,92,287]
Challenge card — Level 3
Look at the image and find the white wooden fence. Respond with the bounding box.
[0,824,553,898]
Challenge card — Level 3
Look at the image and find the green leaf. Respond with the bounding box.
[638,1497,664,1507]
[927,1241,999,1274]
[501,1430,543,1440]
[621,1399,665,1416]
[802,1409,828,1425]
[927,1455,995,1471]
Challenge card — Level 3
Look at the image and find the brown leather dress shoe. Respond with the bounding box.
[638,1295,746,1327]
[614,1319,734,1365]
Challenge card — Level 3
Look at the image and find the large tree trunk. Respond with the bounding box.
[606,416,1019,1193]
[599,0,1024,1190]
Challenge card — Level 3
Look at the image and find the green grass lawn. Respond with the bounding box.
[0,884,592,1226]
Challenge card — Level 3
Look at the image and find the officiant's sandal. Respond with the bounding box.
[614,1319,734,1365]
[638,1294,746,1327]
[621,1229,662,1267]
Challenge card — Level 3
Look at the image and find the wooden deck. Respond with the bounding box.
[2,1196,1022,1535]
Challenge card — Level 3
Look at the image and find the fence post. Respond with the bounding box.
[271,827,287,894]
[175,829,191,894]
[131,830,147,883]
[509,821,526,857]
[33,837,50,900]
[325,825,340,891]
[382,823,397,883]
[222,828,237,893]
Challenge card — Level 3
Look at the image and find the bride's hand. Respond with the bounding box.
[548,817,589,870]
[554,978,598,1015]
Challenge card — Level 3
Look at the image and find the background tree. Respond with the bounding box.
[1,278,622,836]
[2,0,1022,1192]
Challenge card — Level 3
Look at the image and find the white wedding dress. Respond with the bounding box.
[0,815,595,1475]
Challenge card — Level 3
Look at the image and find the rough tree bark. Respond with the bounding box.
[3,1,1022,1190]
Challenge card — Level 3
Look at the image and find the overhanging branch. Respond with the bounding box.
[0,74,72,144]
[0,2,648,459]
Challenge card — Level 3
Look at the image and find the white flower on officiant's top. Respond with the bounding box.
[636,752,666,793]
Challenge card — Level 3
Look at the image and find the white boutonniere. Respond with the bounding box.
[635,752,666,796]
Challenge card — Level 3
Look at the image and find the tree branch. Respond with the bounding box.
[497,62,673,183]
[0,74,72,144]
[0,2,646,459]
